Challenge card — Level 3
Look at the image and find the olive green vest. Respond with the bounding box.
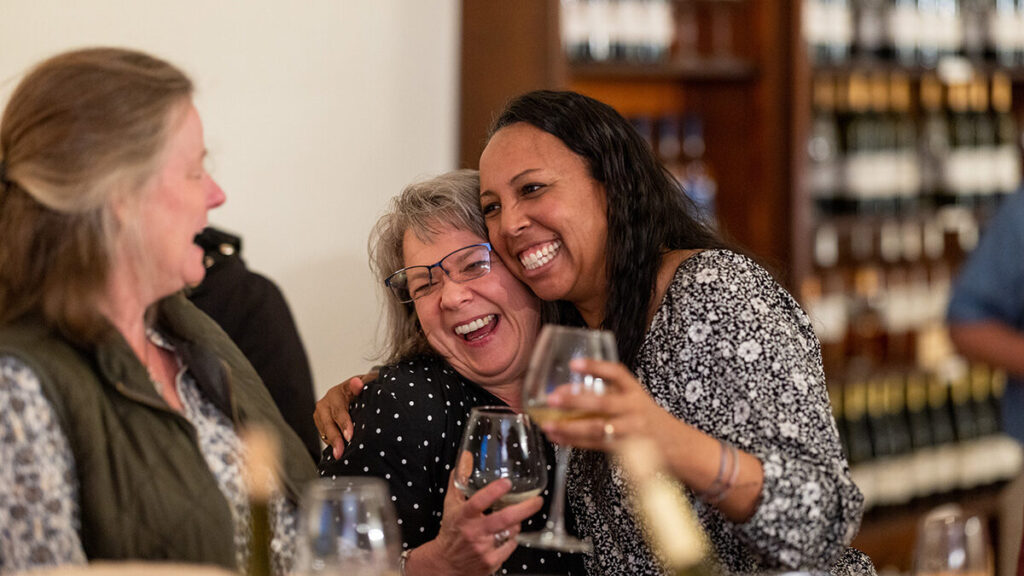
[0,293,317,569]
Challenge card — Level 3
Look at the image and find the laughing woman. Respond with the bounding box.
[476,90,875,576]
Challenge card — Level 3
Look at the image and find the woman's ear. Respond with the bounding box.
[109,189,137,226]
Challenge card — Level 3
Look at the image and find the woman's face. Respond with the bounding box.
[134,102,225,299]
[406,226,541,389]
[479,122,608,317]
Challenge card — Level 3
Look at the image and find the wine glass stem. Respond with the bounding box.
[545,446,573,537]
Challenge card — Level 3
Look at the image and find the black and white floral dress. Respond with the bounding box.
[568,250,875,575]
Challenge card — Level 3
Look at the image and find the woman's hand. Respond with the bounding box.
[540,357,676,452]
[545,358,765,522]
[405,455,543,576]
[313,372,375,459]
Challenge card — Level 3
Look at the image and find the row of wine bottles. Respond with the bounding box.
[560,0,676,63]
[833,361,1023,509]
[630,113,720,227]
[804,0,1024,67]
[808,70,1022,217]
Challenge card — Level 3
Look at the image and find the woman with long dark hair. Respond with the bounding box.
[477,90,873,575]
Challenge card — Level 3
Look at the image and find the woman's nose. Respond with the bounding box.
[499,202,529,237]
[207,176,226,208]
[438,274,473,309]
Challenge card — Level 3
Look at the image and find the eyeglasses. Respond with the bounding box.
[385,242,493,303]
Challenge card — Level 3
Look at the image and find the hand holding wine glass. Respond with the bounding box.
[425,406,547,575]
[520,324,618,553]
[453,406,548,512]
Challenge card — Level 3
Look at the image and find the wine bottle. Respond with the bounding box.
[889,0,920,65]
[809,75,842,216]
[616,437,711,575]
[919,75,950,207]
[242,426,280,576]
[991,73,1021,200]
[679,115,718,228]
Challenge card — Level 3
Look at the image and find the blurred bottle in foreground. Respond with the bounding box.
[242,426,279,576]
[616,437,710,576]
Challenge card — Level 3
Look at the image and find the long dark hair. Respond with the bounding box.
[488,90,726,367]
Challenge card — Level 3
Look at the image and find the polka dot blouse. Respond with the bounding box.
[318,354,586,575]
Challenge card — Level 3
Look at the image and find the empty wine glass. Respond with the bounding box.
[453,406,548,513]
[294,477,402,576]
[520,324,619,553]
[912,504,992,576]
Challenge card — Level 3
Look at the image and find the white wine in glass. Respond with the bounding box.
[520,324,618,554]
[453,406,548,513]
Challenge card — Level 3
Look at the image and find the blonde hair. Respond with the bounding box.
[0,47,193,344]
[369,169,488,364]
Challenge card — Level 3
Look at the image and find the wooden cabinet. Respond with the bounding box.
[460,0,798,276]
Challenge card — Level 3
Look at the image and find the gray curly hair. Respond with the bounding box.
[369,169,489,364]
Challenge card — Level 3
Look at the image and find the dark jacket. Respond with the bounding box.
[0,293,317,569]
[189,226,320,462]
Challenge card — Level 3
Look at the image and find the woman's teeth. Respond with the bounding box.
[520,240,561,271]
[454,314,495,336]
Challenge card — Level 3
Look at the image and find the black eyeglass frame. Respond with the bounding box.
[384,242,494,303]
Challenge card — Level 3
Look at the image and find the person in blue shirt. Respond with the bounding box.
[947,190,1024,443]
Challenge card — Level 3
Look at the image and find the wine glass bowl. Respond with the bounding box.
[519,324,619,554]
[912,504,991,576]
[294,477,402,576]
[523,325,619,425]
[453,406,548,511]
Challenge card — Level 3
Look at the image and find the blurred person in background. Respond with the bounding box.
[947,190,1024,445]
[0,47,314,574]
[190,226,320,462]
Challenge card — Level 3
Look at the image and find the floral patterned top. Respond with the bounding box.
[567,250,875,575]
[0,330,297,575]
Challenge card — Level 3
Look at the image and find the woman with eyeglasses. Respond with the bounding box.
[317,169,584,576]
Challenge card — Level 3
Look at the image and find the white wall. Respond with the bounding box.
[0,0,461,398]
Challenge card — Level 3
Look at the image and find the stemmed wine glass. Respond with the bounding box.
[453,406,548,512]
[912,504,992,576]
[294,477,402,576]
[519,324,619,553]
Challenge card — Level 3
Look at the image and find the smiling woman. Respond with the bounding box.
[0,47,315,574]
[317,169,584,576]
[475,90,876,576]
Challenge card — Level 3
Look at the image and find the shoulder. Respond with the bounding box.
[670,249,787,302]
[361,355,469,409]
[0,354,63,432]
[0,353,44,392]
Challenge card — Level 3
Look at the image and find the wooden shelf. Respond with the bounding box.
[569,56,757,83]
[852,482,1011,573]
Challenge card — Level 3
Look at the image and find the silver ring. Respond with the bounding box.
[493,529,511,547]
[603,422,616,444]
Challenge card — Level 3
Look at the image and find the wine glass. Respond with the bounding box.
[453,406,548,511]
[912,504,992,576]
[294,477,402,576]
[519,324,619,553]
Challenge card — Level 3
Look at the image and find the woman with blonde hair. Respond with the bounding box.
[0,48,314,574]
